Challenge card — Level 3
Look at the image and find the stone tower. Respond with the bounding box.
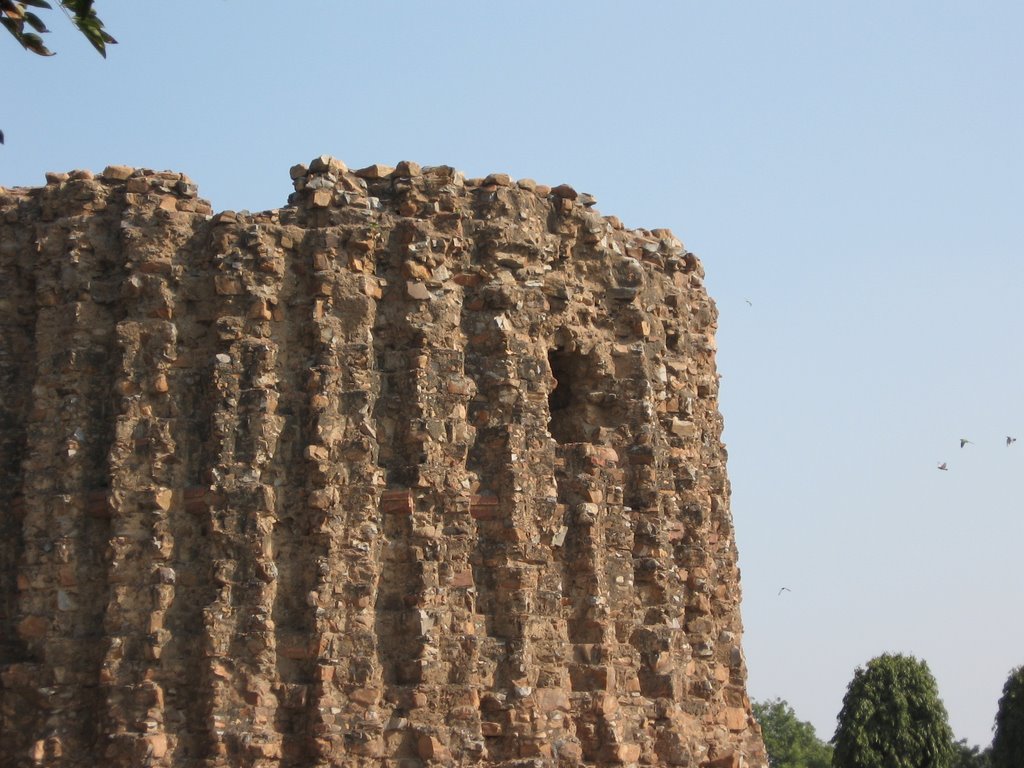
[0,158,767,767]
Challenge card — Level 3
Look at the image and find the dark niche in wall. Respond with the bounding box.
[548,347,602,445]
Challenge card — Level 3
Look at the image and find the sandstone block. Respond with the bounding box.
[703,753,741,768]
[102,165,135,180]
[551,183,578,199]
[724,707,748,732]
[153,488,173,510]
[17,615,49,639]
[310,188,333,207]
[309,154,346,174]
[484,173,512,187]
[417,734,450,762]
[145,734,168,759]
[355,163,395,179]
[214,275,244,295]
[406,280,431,300]
[349,686,380,706]
[395,160,422,177]
[616,743,642,762]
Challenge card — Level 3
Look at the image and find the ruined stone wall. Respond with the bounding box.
[0,158,767,768]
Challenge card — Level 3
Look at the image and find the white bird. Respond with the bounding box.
[960,439,973,448]
[937,462,948,471]
[1007,436,1017,447]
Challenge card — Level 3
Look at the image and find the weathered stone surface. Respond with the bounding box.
[354,162,394,179]
[101,164,135,181]
[0,159,767,767]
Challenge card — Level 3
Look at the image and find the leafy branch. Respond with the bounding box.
[1,0,115,57]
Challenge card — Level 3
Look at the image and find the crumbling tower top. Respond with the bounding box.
[0,158,767,767]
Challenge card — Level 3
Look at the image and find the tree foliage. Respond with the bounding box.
[991,665,1024,768]
[753,698,833,768]
[951,739,992,768]
[1,0,114,56]
[832,653,955,768]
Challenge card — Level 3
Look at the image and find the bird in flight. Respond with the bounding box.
[960,439,973,448]
[937,462,948,471]
[1008,436,1017,447]
[744,299,753,307]
[777,587,791,596]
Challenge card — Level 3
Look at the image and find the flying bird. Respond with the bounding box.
[937,462,948,471]
[1008,436,1017,447]
[0,130,4,145]
[960,439,973,448]
[777,587,791,596]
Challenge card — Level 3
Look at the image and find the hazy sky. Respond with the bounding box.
[5,1,1022,748]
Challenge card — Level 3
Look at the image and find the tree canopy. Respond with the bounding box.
[951,739,992,768]
[991,665,1024,768]
[752,698,833,768]
[1,0,114,56]
[832,653,955,768]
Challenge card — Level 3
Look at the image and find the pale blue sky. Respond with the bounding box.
[5,1,1022,748]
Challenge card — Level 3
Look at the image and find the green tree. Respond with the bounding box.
[951,739,992,768]
[832,653,955,768]
[753,698,833,768]
[1,0,114,56]
[991,665,1024,768]
[950,741,991,768]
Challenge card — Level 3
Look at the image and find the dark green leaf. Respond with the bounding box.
[65,3,113,56]
[60,0,91,16]
[23,10,47,32]
[19,0,53,8]
[75,18,105,55]
[20,30,53,55]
